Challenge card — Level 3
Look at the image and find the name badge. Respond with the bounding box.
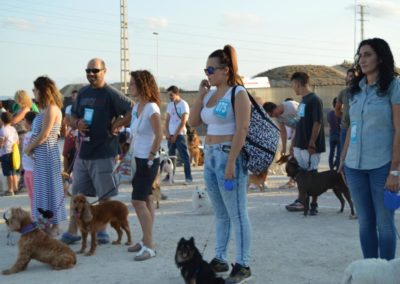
[213,99,229,119]
[350,121,358,144]
[84,108,94,126]
[298,103,306,117]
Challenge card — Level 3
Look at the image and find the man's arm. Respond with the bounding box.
[279,123,288,155]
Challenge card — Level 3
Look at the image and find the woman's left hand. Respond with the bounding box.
[385,174,400,192]
[224,161,235,180]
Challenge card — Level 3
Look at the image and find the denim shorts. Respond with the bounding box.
[1,153,16,176]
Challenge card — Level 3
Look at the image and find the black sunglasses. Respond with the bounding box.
[85,68,103,74]
[204,66,225,75]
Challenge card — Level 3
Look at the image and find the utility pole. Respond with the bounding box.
[153,32,159,82]
[120,0,130,95]
[357,4,367,41]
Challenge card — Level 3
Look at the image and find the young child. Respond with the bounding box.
[22,111,37,211]
[0,111,19,196]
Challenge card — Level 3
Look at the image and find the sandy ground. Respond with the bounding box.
[0,146,399,284]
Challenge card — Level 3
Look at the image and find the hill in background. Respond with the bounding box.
[254,64,348,87]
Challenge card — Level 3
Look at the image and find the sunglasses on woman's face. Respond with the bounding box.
[204,66,225,75]
[85,68,103,74]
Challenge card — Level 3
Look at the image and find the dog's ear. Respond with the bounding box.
[82,202,93,223]
[189,237,195,246]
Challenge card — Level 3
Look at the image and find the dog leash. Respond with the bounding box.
[200,219,214,256]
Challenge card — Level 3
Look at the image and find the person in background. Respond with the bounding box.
[62,89,78,174]
[189,44,252,284]
[12,90,39,193]
[263,98,299,189]
[60,58,132,244]
[25,76,66,236]
[335,68,355,152]
[164,85,193,184]
[327,97,341,170]
[340,38,400,260]
[285,72,325,215]
[127,70,162,261]
[21,111,37,215]
[0,112,19,196]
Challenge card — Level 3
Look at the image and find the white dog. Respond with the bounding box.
[186,187,212,215]
[342,258,400,284]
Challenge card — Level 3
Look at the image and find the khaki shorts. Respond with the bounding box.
[72,156,117,199]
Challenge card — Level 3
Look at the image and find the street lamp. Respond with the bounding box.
[152,32,159,82]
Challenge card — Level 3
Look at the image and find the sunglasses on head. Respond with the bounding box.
[204,66,225,75]
[85,68,103,74]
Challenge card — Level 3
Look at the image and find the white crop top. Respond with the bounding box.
[200,85,246,135]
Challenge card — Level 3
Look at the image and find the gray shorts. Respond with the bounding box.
[72,156,117,199]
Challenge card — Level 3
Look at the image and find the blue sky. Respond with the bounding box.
[1,0,400,97]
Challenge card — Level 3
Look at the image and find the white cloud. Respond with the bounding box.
[356,0,400,18]
[2,17,35,31]
[144,17,168,29]
[222,12,264,28]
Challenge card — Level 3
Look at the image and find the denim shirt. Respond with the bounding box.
[345,77,400,169]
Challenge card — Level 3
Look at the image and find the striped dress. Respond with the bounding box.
[32,111,66,224]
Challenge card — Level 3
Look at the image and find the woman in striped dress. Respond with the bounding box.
[25,76,66,236]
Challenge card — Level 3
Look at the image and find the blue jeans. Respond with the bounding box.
[344,162,396,260]
[203,143,251,267]
[168,135,192,181]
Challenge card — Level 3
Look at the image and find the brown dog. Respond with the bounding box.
[285,157,356,218]
[248,169,269,192]
[187,130,204,167]
[72,194,132,256]
[2,207,76,275]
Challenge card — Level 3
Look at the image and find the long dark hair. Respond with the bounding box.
[350,38,396,96]
[208,45,243,86]
[34,76,63,109]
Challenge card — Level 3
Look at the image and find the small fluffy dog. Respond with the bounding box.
[175,237,224,284]
[72,194,132,256]
[2,207,76,275]
[286,157,356,218]
[342,258,400,284]
[187,187,212,215]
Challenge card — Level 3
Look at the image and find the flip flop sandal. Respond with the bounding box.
[128,241,143,252]
[134,246,156,261]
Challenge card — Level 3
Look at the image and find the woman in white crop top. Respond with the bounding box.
[189,45,253,280]
[128,70,162,261]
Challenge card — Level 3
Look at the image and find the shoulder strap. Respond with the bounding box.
[230,85,279,131]
[173,102,182,119]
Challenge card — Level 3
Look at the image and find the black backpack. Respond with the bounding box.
[231,86,280,175]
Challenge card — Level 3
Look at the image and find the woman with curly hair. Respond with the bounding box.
[25,76,66,236]
[127,70,162,261]
[340,38,400,260]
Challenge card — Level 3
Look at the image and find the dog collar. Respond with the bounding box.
[20,222,39,235]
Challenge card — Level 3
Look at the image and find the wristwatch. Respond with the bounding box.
[147,160,154,167]
[389,170,400,177]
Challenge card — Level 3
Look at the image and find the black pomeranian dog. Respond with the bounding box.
[175,237,224,284]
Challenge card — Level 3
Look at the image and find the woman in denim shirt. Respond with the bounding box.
[189,45,252,283]
[340,38,400,260]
